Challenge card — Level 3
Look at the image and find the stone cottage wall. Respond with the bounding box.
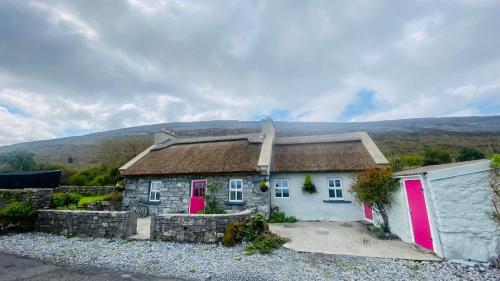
[151,209,253,243]
[55,186,116,195]
[36,210,136,239]
[0,188,53,209]
[123,174,269,215]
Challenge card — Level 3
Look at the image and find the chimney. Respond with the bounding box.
[154,128,177,145]
[257,117,275,176]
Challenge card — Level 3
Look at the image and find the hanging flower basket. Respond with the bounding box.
[259,180,269,192]
[302,175,317,193]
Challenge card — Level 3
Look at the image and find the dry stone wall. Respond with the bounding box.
[151,209,253,243]
[36,210,136,239]
[0,188,53,209]
[55,186,116,195]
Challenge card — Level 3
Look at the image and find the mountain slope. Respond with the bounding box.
[1,116,499,167]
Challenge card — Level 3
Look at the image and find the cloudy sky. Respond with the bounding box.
[0,0,499,146]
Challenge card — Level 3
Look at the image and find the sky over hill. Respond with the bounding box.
[0,0,499,146]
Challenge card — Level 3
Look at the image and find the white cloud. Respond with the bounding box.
[0,0,499,145]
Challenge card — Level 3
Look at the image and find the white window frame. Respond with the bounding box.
[327,177,343,199]
[228,179,243,202]
[149,181,161,202]
[274,178,290,198]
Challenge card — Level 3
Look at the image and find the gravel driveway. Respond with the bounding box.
[0,233,498,281]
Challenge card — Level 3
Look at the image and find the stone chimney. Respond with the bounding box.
[257,117,275,176]
[154,129,177,145]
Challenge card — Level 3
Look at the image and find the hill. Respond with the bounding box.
[1,116,499,167]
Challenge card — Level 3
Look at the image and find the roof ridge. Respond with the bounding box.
[152,133,263,151]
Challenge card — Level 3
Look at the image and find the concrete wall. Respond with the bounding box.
[124,174,269,215]
[151,209,253,243]
[270,172,363,221]
[36,210,136,239]
[426,166,499,262]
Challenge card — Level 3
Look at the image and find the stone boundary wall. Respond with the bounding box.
[0,189,53,209]
[151,209,254,243]
[55,186,116,195]
[36,210,136,239]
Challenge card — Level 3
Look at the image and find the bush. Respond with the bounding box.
[1,202,36,222]
[423,149,452,166]
[457,147,485,161]
[222,221,246,246]
[244,214,268,242]
[252,234,287,254]
[56,204,79,210]
[268,205,296,223]
[302,175,316,193]
[51,192,81,208]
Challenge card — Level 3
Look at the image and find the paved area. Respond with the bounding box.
[0,252,180,281]
[128,216,151,240]
[269,221,440,261]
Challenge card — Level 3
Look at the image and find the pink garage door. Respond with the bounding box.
[364,203,373,221]
[405,179,433,251]
[189,180,206,214]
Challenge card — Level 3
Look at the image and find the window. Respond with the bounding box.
[328,178,343,199]
[149,181,161,202]
[229,179,243,202]
[274,179,289,198]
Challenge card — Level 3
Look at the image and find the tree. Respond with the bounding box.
[0,150,38,172]
[456,147,485,162]
[422,149,452,166]
[350,168,400,232]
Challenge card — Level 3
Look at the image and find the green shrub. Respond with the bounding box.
[423,149,452,166]
[302,174,316,193]
[222,221,246,246]
[243,243,257,255]
[1,202,36,222]
[244,214,268,242]
[457,147,485,162]
[268,205,296,223]
[252,234,287,254]
[51,192,81,208]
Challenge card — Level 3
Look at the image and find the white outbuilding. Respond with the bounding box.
[385,160,499,262]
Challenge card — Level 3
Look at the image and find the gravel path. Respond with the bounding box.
[0,233,498,281]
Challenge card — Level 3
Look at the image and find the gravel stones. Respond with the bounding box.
[0,233,498,281]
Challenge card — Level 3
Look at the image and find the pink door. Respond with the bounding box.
[363,203,373,221]
[189,180,206,214]
[405,179,433,251]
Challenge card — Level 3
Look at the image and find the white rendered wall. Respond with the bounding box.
[426,165,499,262]
[269,173,364,221]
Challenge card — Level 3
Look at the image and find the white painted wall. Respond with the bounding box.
[392,160,499,262]
[374,180,413,244]
[425,163,499,262]
[270,173,364,221]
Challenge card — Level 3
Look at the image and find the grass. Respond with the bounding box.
[77,194,110,206]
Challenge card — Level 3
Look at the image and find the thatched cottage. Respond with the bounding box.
[120,118,389,220]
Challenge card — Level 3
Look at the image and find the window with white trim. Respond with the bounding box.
[328,178,343,199]
[229,179,243,202]
[149,181,161,202]
[274,179,289,198]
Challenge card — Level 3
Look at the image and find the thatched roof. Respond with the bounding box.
[120,121,388,176]
[271,140,378,173]
[121,138,262,176]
